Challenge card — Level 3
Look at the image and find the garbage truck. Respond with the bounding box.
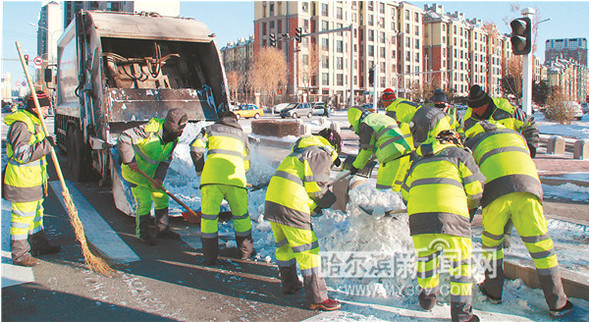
[52,10,229,216]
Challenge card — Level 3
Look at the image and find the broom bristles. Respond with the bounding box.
[62,191,114,276]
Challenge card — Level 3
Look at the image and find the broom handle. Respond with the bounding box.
[134,167,197,217]
[15,42,68,193]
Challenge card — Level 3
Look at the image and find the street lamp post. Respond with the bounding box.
[29,22,62,64]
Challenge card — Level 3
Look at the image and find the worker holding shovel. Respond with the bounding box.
[118,108,187,245]
[190,111,254,265]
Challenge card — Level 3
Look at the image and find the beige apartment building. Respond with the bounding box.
[547,58,589,103]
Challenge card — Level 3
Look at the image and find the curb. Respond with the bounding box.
[504,259,589,302]
[540,177,589,187]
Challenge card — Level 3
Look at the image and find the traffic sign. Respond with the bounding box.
[22,81,26,86]
[33,56,43,66]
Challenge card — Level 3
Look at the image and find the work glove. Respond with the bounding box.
[312,207,324,217]
[315,190,337,209]
[527,144,537,158]
[44,136,55,147]
[349,166,359,175]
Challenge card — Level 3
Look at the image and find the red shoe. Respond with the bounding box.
[309,298,341,311]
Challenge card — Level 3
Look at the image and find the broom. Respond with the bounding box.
[16,42,113,276]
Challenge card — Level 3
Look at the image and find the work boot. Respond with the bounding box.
[236,234,255,260]
[279,264,303,294]
[11,239,39,267]
[29,230,61,256]
[137,215,156,246]
[309,298,341,311]
[418,286,439,311]
[549,300,574,318]
[479,283,502,304]
[201,236,219,265]
[154,208,170,232]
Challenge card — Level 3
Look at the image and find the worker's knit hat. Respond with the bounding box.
[467,85,491,108]
[433,89,447,103]
[164,108,188,131]
[381,88,396,101]
[26,90,50,109]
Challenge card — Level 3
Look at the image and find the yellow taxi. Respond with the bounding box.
[234,104,264,119]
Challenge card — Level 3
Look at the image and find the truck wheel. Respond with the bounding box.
[67,127,90,182]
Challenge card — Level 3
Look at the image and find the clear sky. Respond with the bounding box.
[2,1,589,87]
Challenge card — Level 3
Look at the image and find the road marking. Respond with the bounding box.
[1,251,35,288]
[49,180,140,264]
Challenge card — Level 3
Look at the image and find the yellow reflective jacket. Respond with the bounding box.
[402,138,485,237]
[190,117,250,188]
[464,121,542,208]
[119,118,178,186]
[265,136,338,230]
[3,109,50,202]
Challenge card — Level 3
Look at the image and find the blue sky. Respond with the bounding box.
[2,1,588,86]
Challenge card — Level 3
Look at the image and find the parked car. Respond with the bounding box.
[280,102,313,118]
[234,104,264,119]
[563,101,583,120]
[271,103,290,113]
[311,102,335,116]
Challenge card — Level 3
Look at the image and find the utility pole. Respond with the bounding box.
[372,64,378,113]
[521,8,535,115]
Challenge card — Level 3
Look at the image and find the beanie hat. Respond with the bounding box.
[164,108,188,132]
[433,89,447,103]
[381,88,396,102]
[26,90,50,109]
[467,85,491,108]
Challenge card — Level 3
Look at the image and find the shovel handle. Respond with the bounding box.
[134,167,197,217]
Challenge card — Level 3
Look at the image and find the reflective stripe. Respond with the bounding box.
[451,258,472,268]
[30,226,43,234]
[291,240,319,253]
[276,238,289,248]
[301,266,321,276]
[521,233,551,243]
[208,149,245,159]
[376,183,392,189]
[201,232,218,238]
[13,208,36,217]
[379,136,404,150]
[304,174,330,183]
[235,229,252,237]
[483,231,504,241]
[450,275,473,284]
[3,184,44,203]
[417,268,437,279]
[482,244,503,252]
[277,258,296,267]
[409,212,471,237]
[411,177,462,189]
[463,172,485,184]
[11,222,32,229]
[451,294,472,303]
[417,251,440,263]
[201,214,218,220]
[190,146,205,153]
[360,143,374,150]
[479,146,529,166]
[375,124,398,142]
[133,145,158,165]
[232,213,249,220]
[530,248,556,260]
[274,170,304,186]
[8,158,42,167]
[537,266,559,276]
[11,234,29,241]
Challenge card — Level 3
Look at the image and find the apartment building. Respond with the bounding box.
[63,1,179,28]
[220,36,255,101]
[547,58,589,103]
[37,1,63,64]
[546,38,587,67]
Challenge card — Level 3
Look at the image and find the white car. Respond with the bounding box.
[271,103,290,113]
[563,101,583,120]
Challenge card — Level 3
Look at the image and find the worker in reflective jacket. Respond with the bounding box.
[191,111,253,265]
[464,121,573,318]
[265,128,342,311]
[464,85,539,157]
[119,108,187,245]
[402,130,485,322]
[3,91,60,267]
[433,89,462,136]
[346,107,412,191]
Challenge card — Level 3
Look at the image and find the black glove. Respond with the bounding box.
[316,190,337,209]
[528,144,537,158]
[469,208,478,222]
[312,207,324,217]
[349,166,359,175]
[45,136,55,147]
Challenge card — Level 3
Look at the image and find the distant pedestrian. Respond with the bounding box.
[118,108,187,245]
[402,129,485,322]
[464,121,574,318]
[4,91,60,267]
[190,111,254,265]
[265,128,342,311]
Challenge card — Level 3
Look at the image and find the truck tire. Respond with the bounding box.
[67,127,91,182]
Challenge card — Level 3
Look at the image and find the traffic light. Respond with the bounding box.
[368,67,374,87]
[269,33,276,47]
[510,17,532,55]
[24,54,29,65]
[295,27,303,43]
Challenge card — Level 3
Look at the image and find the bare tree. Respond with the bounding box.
[250,47,287,107]
[226,70,242,103]
[503,56,523,101]
[299,42,322,100]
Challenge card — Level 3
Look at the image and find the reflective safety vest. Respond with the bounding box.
[191,121,250,188]
[464,122,542,208]
[402,139,485,237]
[265,136,338,230]
[121,118,177,185]
[3,110,48,202]
[353,113,412,170]
[385,98,421,124]
[463,97,527,133]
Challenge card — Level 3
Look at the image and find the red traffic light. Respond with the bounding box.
[24,54,30,64]
[510,17,531,55]
[269,33,276,47]
[295,27,303,43]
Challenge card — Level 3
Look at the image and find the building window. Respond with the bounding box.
[322,73,329,85]
[322,21,329,31]
[414,12,419,23]
[322,3,328,16]
[406,51,410,61]
[262,22,267,36]
[270,21,275,29]
[405,10,409,20]
[337,57,343,69]
[322,38,329,50]
[368,1,374,11]
[337,74,344,86]
[322,57,329,68]
[416,53,419,62]
[369,45,374,57]
[380,2,385,14]
[406,38,411,47]
[278,20,282,33]
[302,2,309,12]
[369,30,374,41]
[270,3,274,16]
[415,26,419,36]
[337,40,343,53]
[303,54,309,65]
[337,7,343,19]
[380,32,385,43]
[380,47,385,58]
[415,39,419,49]
[406,23,410,33]
[368,15,374,26]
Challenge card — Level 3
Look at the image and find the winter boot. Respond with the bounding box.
[549,300,574,318]
[201,237,219,265]
[479,283,502,304]
[236,234,255,260]
[418,286,439,311]
[29,230,61,256]
[11,239,40,267]
[309,298,341,311]
[155,208,181,239]
[137,214,156,246]
[279,264,303,294]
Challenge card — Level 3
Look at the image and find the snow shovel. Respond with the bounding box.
[16,42,113,276]
[247,181,270,192]
[358,205,406,219]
